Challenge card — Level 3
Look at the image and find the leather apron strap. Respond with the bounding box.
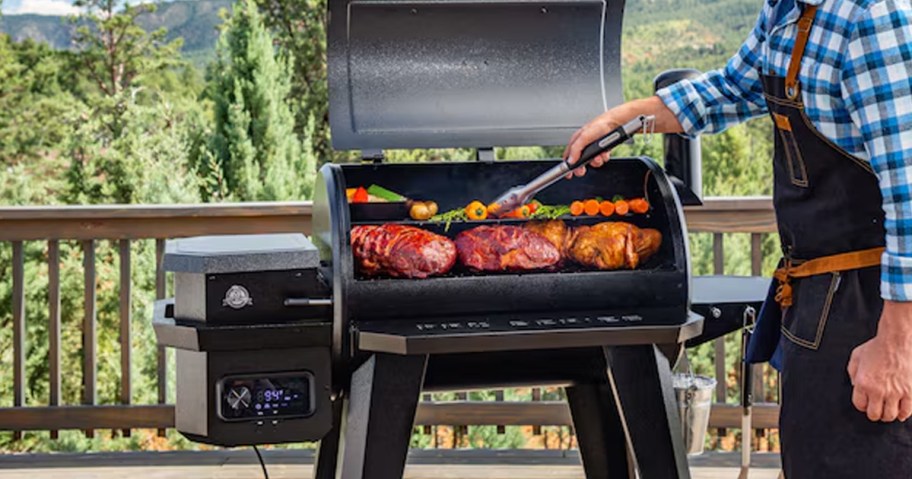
[785,4,819,100]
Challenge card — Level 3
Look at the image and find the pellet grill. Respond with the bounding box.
[153,0,770,478]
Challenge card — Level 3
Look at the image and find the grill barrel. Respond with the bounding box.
[313,157,694,369]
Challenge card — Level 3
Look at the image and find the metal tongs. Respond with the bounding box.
[488,114,654,216]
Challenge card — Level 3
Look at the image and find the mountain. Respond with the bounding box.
[0,0,231,63]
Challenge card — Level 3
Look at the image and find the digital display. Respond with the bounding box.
[217,372,314,422]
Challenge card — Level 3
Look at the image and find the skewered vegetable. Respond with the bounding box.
[599,201,615,217]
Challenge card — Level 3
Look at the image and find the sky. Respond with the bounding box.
[2,0,83,15]
[1,0,183,15]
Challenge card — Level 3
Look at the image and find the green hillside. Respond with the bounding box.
[0,0,230,62]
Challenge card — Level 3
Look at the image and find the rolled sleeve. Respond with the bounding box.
[840,0,912,301]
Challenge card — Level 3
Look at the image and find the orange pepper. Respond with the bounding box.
[629,198,650,214]
[599,201,615,217]
[570,201,585,216]
[466,201,488,220]
[614,199,630,216]
[504,205,531,219]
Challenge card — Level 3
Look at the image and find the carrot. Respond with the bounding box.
[614,199,629,216]
[570,201,585,216]
[629,198,650,214]
[599,201,615,217]
[504,205,531,219]
[583,199,600,216]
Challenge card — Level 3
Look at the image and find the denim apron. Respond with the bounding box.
[748,3,912,477]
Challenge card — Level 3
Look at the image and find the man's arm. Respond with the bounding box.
[841,0,912,423]
[564,6,770,173]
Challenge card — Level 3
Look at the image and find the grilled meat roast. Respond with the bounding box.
[568,222,662,270]
[351,224,457,278]
[524,220,574,256]
[455,225,561,272]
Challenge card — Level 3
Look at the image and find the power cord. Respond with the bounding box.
[253,445,270,479]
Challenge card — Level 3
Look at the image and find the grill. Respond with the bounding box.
[152,0,770,477]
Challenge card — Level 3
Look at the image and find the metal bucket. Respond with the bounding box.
[673,374,716,456]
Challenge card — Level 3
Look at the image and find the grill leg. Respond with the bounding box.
[313,395,344,479]
[605,344,691,479]
[566,382,633,479]
[338,353,428,479]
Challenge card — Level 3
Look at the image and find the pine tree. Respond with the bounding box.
[205,0,315,202]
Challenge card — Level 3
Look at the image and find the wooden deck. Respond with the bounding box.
[0,450,781,479]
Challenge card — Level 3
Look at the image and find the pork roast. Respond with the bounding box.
[351,224,457,278]
[455,225,561,272]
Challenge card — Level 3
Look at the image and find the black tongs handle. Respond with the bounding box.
[571,114,652,171]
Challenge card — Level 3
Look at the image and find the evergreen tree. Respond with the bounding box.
[255,0,333,163]
[72,0,184,99]
[204,0,315,201]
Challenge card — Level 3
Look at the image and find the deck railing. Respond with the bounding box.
[0,198,778,448]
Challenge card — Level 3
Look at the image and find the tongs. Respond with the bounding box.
[488,115,654,216]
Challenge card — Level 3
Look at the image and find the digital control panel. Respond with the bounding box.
[217,372,314,422]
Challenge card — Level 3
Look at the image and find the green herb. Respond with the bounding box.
[430,208,468,232]
[530,205,571,220]
[611,194,625,202]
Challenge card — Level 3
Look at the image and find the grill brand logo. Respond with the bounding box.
[223,285,253,310]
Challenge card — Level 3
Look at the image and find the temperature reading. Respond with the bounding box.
[264,389,285,402]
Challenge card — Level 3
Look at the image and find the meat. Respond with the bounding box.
[351,224,457,278]
[524,220,574,256]
[567,222,662,270]
[455,225,561,272]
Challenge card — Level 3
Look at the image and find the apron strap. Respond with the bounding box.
[785,4,819,100]
[774,246,884,306]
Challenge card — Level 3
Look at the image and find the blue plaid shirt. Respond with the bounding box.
[657,0,912,302]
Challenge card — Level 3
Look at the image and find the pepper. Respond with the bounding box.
[503,205,531,219]
[352,187,369,203]
[466,201,488,220]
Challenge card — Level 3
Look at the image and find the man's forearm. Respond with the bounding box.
[610,96,684,135]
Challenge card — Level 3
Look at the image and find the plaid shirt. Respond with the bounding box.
[657,0,912,302]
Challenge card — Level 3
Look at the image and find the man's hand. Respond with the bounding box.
[563,96,684,178]
[848,300,912,422]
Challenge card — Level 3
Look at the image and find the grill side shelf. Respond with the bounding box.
[356,311,704,355]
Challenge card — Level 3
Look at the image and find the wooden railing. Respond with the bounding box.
[0,198,778,446]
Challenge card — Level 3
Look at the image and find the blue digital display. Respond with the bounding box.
[218,372,314,422]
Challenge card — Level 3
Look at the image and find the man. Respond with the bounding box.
[565,0,912,476]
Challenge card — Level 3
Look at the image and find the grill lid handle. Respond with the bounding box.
[489,115,653,215]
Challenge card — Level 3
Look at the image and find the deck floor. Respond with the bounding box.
[0,450,781,479]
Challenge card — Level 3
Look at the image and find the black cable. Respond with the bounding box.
[253,445,270,479]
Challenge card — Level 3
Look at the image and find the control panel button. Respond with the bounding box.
[226,386,251,411]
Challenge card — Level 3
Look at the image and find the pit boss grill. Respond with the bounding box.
[152,1,768,478]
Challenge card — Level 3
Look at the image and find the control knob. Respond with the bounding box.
[226,386,252,411]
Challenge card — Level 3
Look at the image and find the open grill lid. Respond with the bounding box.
[327,0,625,150]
